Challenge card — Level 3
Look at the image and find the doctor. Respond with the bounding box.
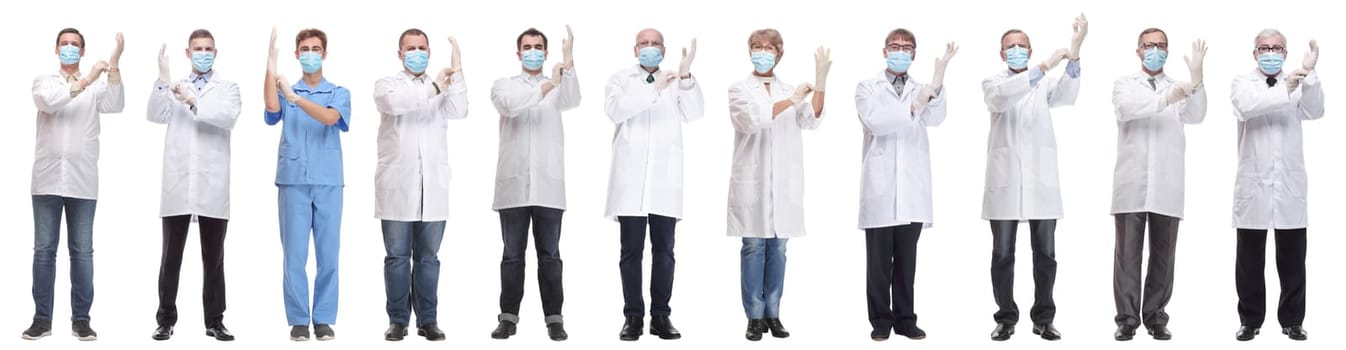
[147,29,241,342]
[1109,28,1207,342]
[488,25,579,342]
[605,28,704,342]
[981,14,1085,342]
[1230,29,1322,342]
[372,28,466,342]
[855,28,956,342]
[263,27,353,342]
[24,28,124,342]
[727,28,829,342]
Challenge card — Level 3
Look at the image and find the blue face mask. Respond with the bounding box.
[299,52,323,73]
[638,46,663,68]
[521,49,545,71]
[751,51,776,74]
[1142,48,1167,72]
[191,51,215,73]
[403,50,429,74]
[1004,46,1029,70]
[59,44,81,65]
[1258,52,1284,75]
[886,51,913,73]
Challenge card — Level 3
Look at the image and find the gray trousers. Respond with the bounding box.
[1113,212,1179,328]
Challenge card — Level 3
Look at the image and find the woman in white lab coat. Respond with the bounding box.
[726,28,828,341]
[855,28,955,341]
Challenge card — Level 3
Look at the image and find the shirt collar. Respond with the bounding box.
[886,71,908,86]
[60,70,81,82]
[190,70,214,84]
[292,77,334,93]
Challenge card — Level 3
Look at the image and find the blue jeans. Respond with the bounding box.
[741,238,787,319]
[382,220,445,327]
[279,185,343,326]
[498,206,564,323]
[31,195,97,321]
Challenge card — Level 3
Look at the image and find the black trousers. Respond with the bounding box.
[498,206,565,320]
[1236,228,1307,328]
[1113,212,1179,328]
[619,214,677,318]
[156,215,228,327]
[866,223,922,333]
[990,219,1056,325]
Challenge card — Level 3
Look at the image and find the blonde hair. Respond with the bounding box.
[748,28,784,59]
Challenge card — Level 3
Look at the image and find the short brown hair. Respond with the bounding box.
[295,28,327,49]
[516,28,547,51]
[885,28,916,48]
[188,29,214,42]
[1137,28,1167,46]
[399,28,427,49]
[748,28,784,59]
[56,28,84,48]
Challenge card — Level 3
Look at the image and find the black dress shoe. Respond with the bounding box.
[1114,325,1136,341]
[206,324,234,341]
[745,319,765,341]
[618,316,643,341]
[547,322,568,341]
[895,325,926,340]
[490,320,516,340]
[1147,325,1171,340]
[152,325,173,341]
[1235,325,1259,341]
[650,316,681,340]
[871,328,891,341]
[385,323,407,341]
[1032,323,1061,340]
[990,323,1014,341]
[764,318,790,338]
[1282,326,1307,341]
[417,323,445,341]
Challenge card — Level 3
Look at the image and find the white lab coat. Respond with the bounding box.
[727,75,823,238]
[1230,70,1325,229]
[31,71,125,200]
[146,73,241,219]
[373,71,468,222]
[603,65,705,220]
[856,71,946,230]
[1110,72,1207,218]
[980,68,1080,221]
[490,68,581,210]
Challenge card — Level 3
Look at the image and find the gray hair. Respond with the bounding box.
[1255,29,1286,47]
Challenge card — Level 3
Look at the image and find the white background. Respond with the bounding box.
[0,0,1341,349]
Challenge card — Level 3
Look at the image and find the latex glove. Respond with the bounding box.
[449,36,462,72]
[1302,39,1319,71]
[931,42,959,91]
[789,83,814,105]
[172,82,197,106]
[267,27,279,76]
[1068,14,1087,59]
[1165,81,1194,104]
[1040,48,1070,71]
[652,71,677,91]
[157,43,172,84]
[548,63,564,86]
[276,74,300,103]
[1183,39,1207,87]
[912,86,937,112]
[813,46,831,92]
[678,38,696,77]
[561,25,574,70]
[1286,69,1309,92]
[87,61,110,82]
[110,32,124,67]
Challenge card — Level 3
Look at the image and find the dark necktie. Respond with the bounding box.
[1266,76,1277,87]
[1148,77,1156,90]
[646,74,655,84]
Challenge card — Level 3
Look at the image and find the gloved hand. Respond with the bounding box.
[1165,81,1194,104]
[158,43,172,84]
[87,60,110,82]
[548,62,564,86]
[1068,14,1087,59]
[652,71,677,91]
[267,27,279,76]
[912,86,937,112]
[1302,39,1319,71]
[1183,39,1207,88]
[449,36,462,73]
[931,42,959,91]
[1286,69,1309,92]
[434,36,462,90]
[678,38,697,78]
[172,82,197,106]
[789,83,814,105]
[814,46,831,92]
[276,74,300,103]
[110,32,125,68]
[561,25,574,70]
[1041,48,1070,71]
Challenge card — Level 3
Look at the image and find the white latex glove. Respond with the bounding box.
[789,83,814,105]
[1165,81,1194,105]
[652,71,677,91]
[1184,39,1207,87]
[1068,14,1087,59]
[1286,69,1309,92]
[276,74,299,103]
[449,36,462,72]
[548,63,564,86]
[87,61,110,82]
[678,38,696,77]
[814,46,831,92]
[267,27,279,76]
[172,82,198,106]
[1040,48,1070,71]
[110,32,125,67]
[561,25,574,70]
[157,43,172,84]
[911,86,937,113]
[931,42,958,91]
[1302,39,1319,71]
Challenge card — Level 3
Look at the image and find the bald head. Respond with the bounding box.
[636,28,663,46]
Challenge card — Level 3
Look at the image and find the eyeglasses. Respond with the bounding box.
[1255,45,1286,54]
[1140,42,1168,50]
[885,44,915,53]
[750,43,777,52]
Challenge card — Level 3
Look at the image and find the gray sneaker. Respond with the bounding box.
[72,320,97,341]
[290,325,310,341]
[21,319,52,340]
[314,324,335,341]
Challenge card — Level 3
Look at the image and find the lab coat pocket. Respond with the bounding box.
[986,147,1011,188]
[862,152,892,197]
[1038,148,1060,188]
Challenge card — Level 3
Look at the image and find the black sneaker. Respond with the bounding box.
[72,320,97,341]
[21,319,52,340]
[314,324,335,341]
[290,325,310,341]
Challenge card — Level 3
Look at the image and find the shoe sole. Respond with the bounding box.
[72,332,97,341]
[650,329,681,340]
[317,335,334,341]
[291,336,310,341]
[22,331,51,340]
